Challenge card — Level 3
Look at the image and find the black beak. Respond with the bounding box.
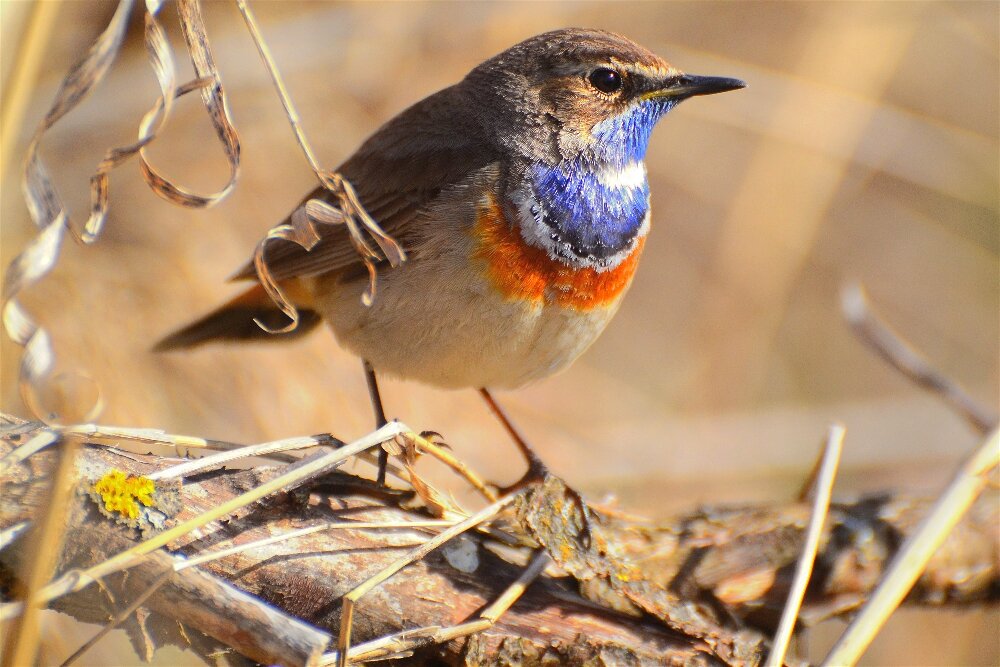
[647,74,746,101]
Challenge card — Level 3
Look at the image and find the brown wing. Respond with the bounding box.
[231,83,498,282]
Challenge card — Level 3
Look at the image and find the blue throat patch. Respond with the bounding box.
[591,97,678,167]
[529,98,676,262]
[531,161,649,262]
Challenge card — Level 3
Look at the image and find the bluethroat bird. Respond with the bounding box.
[156,28,745,487]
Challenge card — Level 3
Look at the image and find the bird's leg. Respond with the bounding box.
[478,388,550,493]
[362,359,389,485]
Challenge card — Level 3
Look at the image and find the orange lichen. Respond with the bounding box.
[92,469,156,520]
[472,195,644,310]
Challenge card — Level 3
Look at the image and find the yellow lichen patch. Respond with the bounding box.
[92,469,156,520]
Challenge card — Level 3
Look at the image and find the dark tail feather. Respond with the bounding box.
[153,284,321,351]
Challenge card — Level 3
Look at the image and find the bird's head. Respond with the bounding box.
[466,28,745,166]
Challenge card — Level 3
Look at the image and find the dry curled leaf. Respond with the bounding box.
[142,0,241,208]
[5,0,134,423]
[391,432,467,520]
[5,0,242,423]
[252,179,407,335]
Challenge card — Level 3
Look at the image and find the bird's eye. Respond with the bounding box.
[588,67,623,94]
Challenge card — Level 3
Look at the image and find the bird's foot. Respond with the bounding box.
[494,456,550,496]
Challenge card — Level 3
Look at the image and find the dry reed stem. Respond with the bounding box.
[176,519,455,572]
[1,435,79,667]
[766,424,845,667]
[336,491,524,667]
[147,431,351,480]
[0,422,268,476]
[326,549,551,664]
[823,427,999,665]
[72,422,404,477]
[479,549,551,621]
[0,421,408,621]
[0,0,62,183]
[0,428,58,475]
[842,284,997,434]
[406,432,498,503]
[0,521,31,552]
[64,424,225,455]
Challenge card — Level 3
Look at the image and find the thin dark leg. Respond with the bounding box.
[478,388,549,491]
[363,359,388,485]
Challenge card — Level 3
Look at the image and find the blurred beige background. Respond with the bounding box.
[2,2,997,665]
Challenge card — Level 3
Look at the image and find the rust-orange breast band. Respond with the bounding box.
[472,195,644,311]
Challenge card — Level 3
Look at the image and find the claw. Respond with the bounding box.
[418,430,452,451]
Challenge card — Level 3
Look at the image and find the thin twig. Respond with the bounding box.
[823,427,999,665]
[842,283,997,434]
[766,424,845,667]
[233,0,324,180]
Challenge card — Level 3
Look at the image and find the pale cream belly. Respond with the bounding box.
[308,253,623,390]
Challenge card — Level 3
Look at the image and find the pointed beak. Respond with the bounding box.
[644,74,746,101]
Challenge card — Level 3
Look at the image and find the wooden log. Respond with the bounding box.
[1,415,996,665]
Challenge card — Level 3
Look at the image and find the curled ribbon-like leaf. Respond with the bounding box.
[252,175,408,333]
[7,0,135,422]
[139,0,240,208]
[5,0,243,423]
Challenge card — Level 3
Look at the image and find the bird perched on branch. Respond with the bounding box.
[156,28,745,487]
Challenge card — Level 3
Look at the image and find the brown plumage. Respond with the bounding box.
[155,28,744,392]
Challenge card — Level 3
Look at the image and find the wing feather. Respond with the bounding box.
[232,83,498,282]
